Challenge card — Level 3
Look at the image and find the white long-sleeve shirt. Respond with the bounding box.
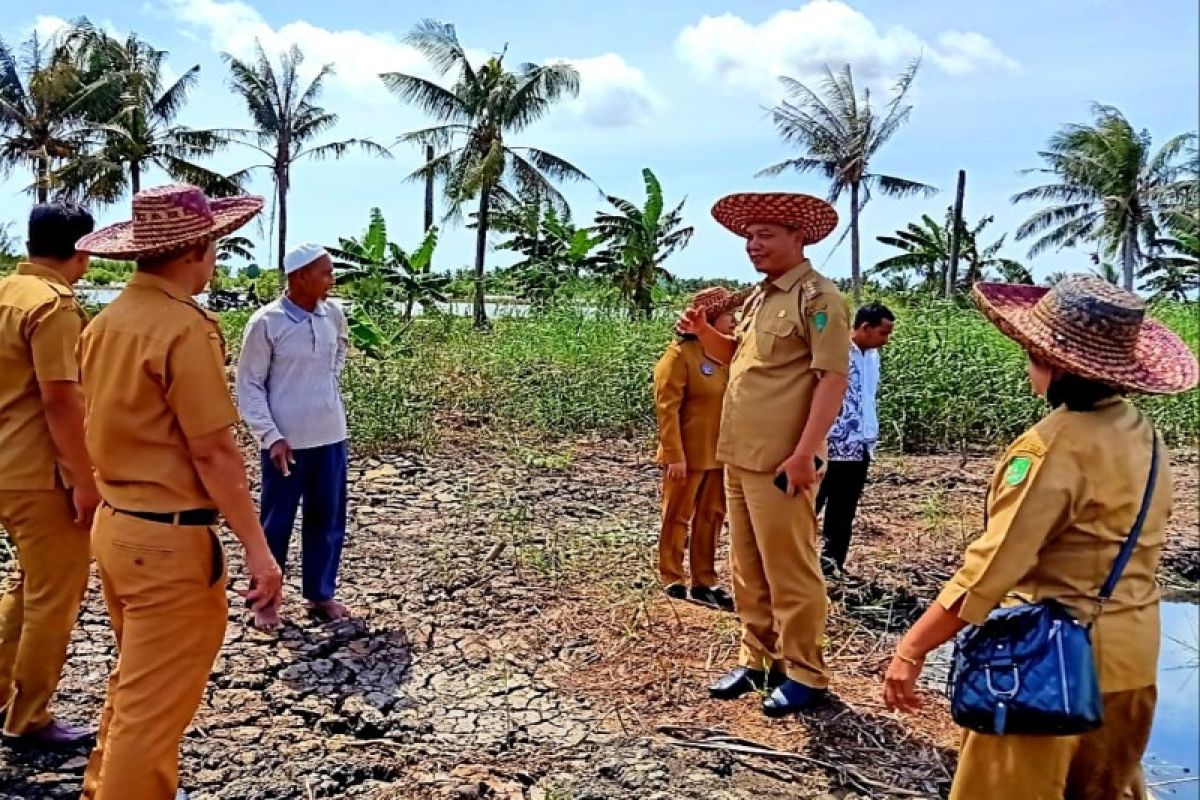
[235,296,349,450]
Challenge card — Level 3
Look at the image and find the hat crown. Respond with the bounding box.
[131,185,216,246]
[1034,275,1145,359]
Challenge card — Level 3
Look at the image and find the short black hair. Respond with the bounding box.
[1047,372,1122,411]
[854,302,895,328]
[27,203,94,260]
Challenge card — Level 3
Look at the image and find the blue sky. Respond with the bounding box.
[1,0,1197,284]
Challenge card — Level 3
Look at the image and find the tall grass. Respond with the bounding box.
[220,300,1199,453]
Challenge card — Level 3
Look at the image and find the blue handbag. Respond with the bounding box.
[946,434,1159,736]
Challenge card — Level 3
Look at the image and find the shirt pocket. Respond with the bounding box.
[756,317,796,359]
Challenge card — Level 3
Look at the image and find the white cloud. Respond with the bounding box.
[163,0,660,128]
[932,31,1020,75]
[676,0,1018,96]
[554,53,663,128]
[161,0,426,103]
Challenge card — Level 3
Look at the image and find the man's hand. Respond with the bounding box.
[269,439,294,477]
[775,451,820,495]
[72,483,102,527]
[676,307,710,337]
[242,548,283,612]
[665,460,688,483]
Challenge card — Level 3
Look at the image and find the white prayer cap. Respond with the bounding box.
[283,242,329,274]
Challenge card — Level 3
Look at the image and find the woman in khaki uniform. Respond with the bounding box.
[882,275,1199,800]
[653,287,746,610]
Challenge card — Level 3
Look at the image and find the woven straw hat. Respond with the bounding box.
[77,184,264,259]
[711,192,839,244]
[688,285,755,321]
[974,275,1198,395]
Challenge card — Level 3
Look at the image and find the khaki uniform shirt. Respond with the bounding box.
[653,338,729,471]
[78,272,239,512]
[716,260,851,472]
[937,397,1173,693]
[0,262,87,490]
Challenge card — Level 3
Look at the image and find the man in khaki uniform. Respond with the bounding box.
[680,192,850,716]
[0,203,98,747]
[75,185,284,800]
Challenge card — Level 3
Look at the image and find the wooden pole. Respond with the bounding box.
[946,169,966,297]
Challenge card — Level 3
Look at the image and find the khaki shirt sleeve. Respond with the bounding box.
[165,320,240,440]
[29,305,83,382]
[807,292,851,375]
[936,431,1080,624]
[652,344,688,464]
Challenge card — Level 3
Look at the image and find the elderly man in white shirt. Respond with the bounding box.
[816,302,895,575]
[236,243,350,630]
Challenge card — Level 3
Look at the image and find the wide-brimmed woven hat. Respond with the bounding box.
[711,192,838,244]
[77,184,264,259]
[688,285,755,321]
[974,275,1198,395]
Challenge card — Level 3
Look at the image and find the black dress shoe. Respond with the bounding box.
[690,585,735,611]
[664,583,687,600]
[762,679,827,717]
[708,666,786,700]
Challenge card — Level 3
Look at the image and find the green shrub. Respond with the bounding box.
[220,299,1199,452]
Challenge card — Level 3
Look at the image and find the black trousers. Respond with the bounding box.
[815,458,871,570]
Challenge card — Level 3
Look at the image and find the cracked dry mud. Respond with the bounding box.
[1,438,1195,799]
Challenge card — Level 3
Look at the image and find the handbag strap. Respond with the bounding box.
[1098,428,1160,602]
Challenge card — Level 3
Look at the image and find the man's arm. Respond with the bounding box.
[39,381,100,523]
[186,426,282,610]
[333,305,349,377]
[794,371,850,457]
[30,304,98,523]
[234,316,284,449]
[167,320,283,610]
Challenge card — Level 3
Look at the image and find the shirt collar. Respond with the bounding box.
[769,259,813,292]
[16,261,74,294]
[280,295,327,322]
[128,271,197,303]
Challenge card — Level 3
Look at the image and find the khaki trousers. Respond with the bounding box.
[658,467,725,588]
[725,465,829,688]
[82,506,227,800]
[950,686,1156,800]
[0,489,90,735]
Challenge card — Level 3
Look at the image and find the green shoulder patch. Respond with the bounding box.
[812,310,828,332]
[1004,455,1033,486]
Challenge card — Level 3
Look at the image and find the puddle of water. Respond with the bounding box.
[923,601,1199,799]
[1146,601,1198,800]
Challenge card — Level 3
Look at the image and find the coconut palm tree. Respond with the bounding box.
[54,30,241,202]
[0,26,109,202]
[1141,210,1200,300]
[592,167,693,318]
[222,41,390,271]
[874,209,1029,293]
[382,19,590,329]
[757,61,937,301]
[1012,104,1196,291]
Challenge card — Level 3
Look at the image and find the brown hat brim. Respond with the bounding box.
[973,282,1199,395]
[712,192,838,244]
[77,195,264,259]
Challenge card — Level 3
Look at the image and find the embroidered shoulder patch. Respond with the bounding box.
[812,310,828,332]
[1004,456,1033,486]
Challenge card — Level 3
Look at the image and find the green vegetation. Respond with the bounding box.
[220,299,1198,454]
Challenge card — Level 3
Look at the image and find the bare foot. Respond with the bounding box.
[308,599,350,621]
[252,603,283,632]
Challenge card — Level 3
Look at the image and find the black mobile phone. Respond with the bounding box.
[774,456,825,493]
